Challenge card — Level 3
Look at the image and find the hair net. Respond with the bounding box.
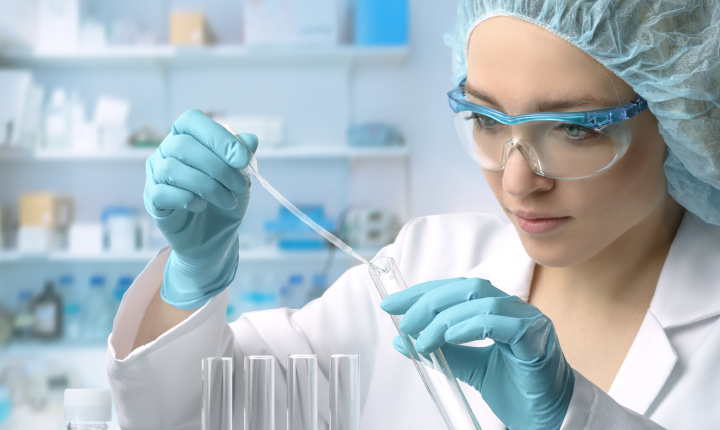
[445,0,720,226]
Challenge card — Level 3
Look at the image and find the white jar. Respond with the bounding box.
[101,207,137,253]
[64,389,111,430]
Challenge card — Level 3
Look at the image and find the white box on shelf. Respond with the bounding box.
[244,0,340,47]
[94,96,130,150]
[102,207,139,253]
[17,226,61,253]
[0,70,32,147]
[35,0,79,52]
[68,223,103,254]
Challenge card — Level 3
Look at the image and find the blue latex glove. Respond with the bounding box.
[144,110,258,310]
[381,278,574,430]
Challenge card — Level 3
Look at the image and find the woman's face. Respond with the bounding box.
[467,17,678,267]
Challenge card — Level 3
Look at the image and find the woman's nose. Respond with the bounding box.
[502,146,554,197]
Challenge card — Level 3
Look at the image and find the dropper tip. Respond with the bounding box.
[367,261,386,275]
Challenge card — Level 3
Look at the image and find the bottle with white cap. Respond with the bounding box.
[64,389,112,429]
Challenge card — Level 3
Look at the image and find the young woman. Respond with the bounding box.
[107,1,720,429]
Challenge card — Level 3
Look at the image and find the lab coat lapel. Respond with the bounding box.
[607,312,677,414]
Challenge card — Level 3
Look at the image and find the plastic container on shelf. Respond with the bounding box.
[112,276,134,304]
[32,280,63,339]
[238,291,278,314]
[82,275,114,342]
[58,274,83,341]
[354,0,408,46]
[44,88,72,150]
[101,207,138,253]
[13,290,35,340]
[278,284,293,309]
[111,276,134,321]
[305,273,328,303]
[264,206,335,251]
[287,274,306,309]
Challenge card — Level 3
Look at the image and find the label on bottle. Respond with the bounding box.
[34,302,57,335]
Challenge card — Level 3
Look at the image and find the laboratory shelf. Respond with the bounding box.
[2,340,108,355]
[0,247,380,266]
[0,45,409,69]
[0,250,159,265]
[0,145,409,162]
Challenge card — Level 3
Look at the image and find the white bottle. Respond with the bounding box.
[45,88,71,150]
[58,274,83,341]
[82,275,113,341]
[64,389,112,430]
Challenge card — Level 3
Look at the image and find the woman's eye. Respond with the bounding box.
[559,123,593,138]
[470,113,498,128]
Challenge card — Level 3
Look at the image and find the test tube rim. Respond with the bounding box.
[331,354,360,359]
[245,355,275,361]
[367,256,395,277]
[288,354,318,359]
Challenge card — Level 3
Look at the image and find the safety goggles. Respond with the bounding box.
[447,79,649,179]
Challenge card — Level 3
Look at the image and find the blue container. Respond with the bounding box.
[355,0,408,46]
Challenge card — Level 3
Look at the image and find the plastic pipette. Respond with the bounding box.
[230,131,379,271]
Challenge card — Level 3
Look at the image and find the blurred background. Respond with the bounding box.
[0,0,501,428]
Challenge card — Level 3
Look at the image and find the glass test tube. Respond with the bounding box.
[368,257,482,430]
[202,357,233,430]
[245,355,275,430]
[287,354,318,430]
[329,354,360,430]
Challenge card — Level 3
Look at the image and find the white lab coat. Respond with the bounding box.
[107,212,720,429]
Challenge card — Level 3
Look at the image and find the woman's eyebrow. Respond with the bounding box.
[536,95,621,111]
[465,83,620,112]
[464,84,502,107]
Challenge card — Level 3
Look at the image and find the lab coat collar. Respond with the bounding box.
[649,212,720,329]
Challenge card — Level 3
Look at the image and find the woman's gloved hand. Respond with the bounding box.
[144,109,258,310]
[380,277,574,430]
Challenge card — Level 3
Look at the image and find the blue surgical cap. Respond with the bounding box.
[445,0,720,226]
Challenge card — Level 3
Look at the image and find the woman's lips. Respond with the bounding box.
[513,213,570,235]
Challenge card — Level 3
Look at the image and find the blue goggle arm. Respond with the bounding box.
[447,80,649,130]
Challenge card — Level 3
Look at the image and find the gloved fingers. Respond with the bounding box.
[392,334,411,359]
[152,156,239,210]
[171,109,258,169]
[414,296,540,354]
[146,150,207,213]
[392,334,433,361]
[235,132,259,154]
[149,183,207,213]
[439,343,494,389]
[380,277,467,315]
[443,314,547,352]
[399,277,506,334]
[145,151,170,217]
[159,134,251,195]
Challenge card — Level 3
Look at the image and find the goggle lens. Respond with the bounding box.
[453,111,632,179]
